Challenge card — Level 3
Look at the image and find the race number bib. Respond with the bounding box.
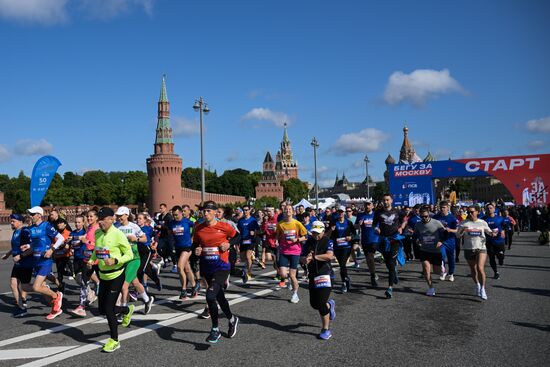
[422,235,435,245]
[242,239,252,245]
[202,247,220,261]
[467,228,481,237]
[336,237,348,247]
[284,230,297,243]
[95,247,110,260]
[314,275,331,288]
[362,219,373,228]
[71,239,82,249]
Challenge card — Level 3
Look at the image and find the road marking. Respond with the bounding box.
[19,287,275,367]
[0,346,78,361]
[92,312,187,323]
[0,269,277,348]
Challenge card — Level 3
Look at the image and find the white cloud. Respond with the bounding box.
[78,0,154,20]
[0,144,11,162]
[14,139,53,156]
[462,150,479,158]
[525,116,550,133]
[241,107,291,128]
[172,117,200,137]
[331,128,389,155]
[527,140,545,150]
[383,68,465,106]
[0,0,68,25]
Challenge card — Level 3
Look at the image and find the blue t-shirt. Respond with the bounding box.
[169,218,194,248]
[332,220,353,249]
[11,227,33,268]
[433,213,458,246]
[356,212,379,245]
[485,215,505,245]
[140,225,155,247]
[237,217,260,245]
[28,221,58,265]
[406,215,421,237]
[70,228,87,260]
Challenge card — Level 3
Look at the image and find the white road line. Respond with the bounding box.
[0,269,278,348]
[0,346,79,361]
[19,287,276,367]
[92,312,188,323]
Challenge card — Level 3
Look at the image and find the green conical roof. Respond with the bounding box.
[160,74,168,102]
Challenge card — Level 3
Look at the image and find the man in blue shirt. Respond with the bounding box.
[433,201,458,282]
[169,205,198,299]
[238,205,260,284]
[484,203,506,279]
[355,201,379,287]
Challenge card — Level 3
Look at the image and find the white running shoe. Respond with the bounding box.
[475,284,481,297]
[439,272,447,281]
[290,292,300,304]
[447,274,455,282]
[480,287,488,300]
[426,288,436,296]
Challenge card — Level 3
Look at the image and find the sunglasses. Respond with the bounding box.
[420,215,430,218]
[346,210,352,212]
[243,208,250,211]
[468,211,476,214]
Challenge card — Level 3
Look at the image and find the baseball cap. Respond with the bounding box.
[311,221,326,233]
[115,206,130,216]
[337,206,346,212]
[27,206,44,216]
[98,207,115,220]
[9,213,24,221]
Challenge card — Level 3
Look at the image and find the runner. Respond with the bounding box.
[414,206,446,296]
[83,209,100,304]
[484,203,506,279]
[301,221,335,340]
[168,205,197,299]
[237,205,260,284]
[136,212,162,293]
[155,203,176,272]
[261,206,279,277]
[403,206,421,261]
[345,207,361,268]
[276,205,308,302]
[88,207,135,352]
[373,194,405,299]
[355,200,379,287]
[66,215,90,317]
[329,206,356,293]
[457,205,496,300]
[193,201,239,343]
[53,218,72,293]
[115,206,155,314]
[18,206,65,319]
[502,209,516,250]
[1,213,33,317]
[433,201,458,282]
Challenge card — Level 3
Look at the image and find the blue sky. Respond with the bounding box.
[0,0,549,188]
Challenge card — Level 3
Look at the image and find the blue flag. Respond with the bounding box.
[30,156,62,207]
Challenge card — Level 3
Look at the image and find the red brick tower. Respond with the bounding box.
[146,75,183,211]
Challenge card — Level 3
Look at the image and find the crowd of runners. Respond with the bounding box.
[1,196,542,351]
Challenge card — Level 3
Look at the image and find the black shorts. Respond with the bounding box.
[240,243,255,252]
[419,250,442,265]
[203,270,230,287]
[362,243,378,254]
[464,249,487,261]
[11,266,33,284]
[176,247,192,259]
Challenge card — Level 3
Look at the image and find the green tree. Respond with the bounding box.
[372,181,388,202]
[253,196,280,210]
[282,178,309,204]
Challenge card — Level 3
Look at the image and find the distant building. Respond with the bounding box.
[0,191,12,222]
[315,172,374,200]
[255,124,298,201]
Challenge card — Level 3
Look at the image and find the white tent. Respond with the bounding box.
[293,198,314,209]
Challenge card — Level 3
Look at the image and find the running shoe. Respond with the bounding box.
[117,314,123,324]
[171,265,178,273]
[190,284,199,298]
[144,295,155,315]
[69,305,86,318]
[13,307,27,318]
[328,299,336,321]
[274,281,285,291]
[129,291,138,302]
[475,284,481,297]
[353,262,360,269]
[21,298,28,308]
[46,308,62,320]
[290,292,300,304]
[53,292,63,312]
[156,281,162,292]
[494,272,500,280]
[385,287,393,299]
[341,283,348,294]
[439,272,447,281]
[228,316,239,338]
[480,287,488,300]
[241,269,248,284]
[121,304,135,327]
[102,338,120,353]
[426,288,436,296]
[206,328,221,343]
[370,274,378,288]
[345,277,351,291]
[87,289,98,304]
[199,307,210,319]
[180,289,188,300]
[319,329,332,340]
[447,274,455,282]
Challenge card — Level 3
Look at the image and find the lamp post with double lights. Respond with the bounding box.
[364,154,370,199]
[311,137,319,210]
[193,97,210,204]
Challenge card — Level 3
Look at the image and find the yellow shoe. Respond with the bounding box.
[102,338,120,353]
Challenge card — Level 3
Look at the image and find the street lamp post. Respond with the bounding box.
[193,97,210,204]
[364,154,370,199]
[311,137,319,210]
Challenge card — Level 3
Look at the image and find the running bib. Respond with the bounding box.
[172,225,184,236]
[95,247,110,260]
[422,235,435,245]
[467,229,482,237]
[362,219,373,228]
[284,230,297,243]
[54,247,68,256]
[71,239,82,249]
[267,223,276,231]
[336,237,348,247]
[313,274,331,288]
[33,250,45,258]
[242,239,252,245]
[202,247,220,261]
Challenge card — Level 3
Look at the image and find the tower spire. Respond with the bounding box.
[154,75,173,150]
[160,74,168,102]
[283,122,289,143]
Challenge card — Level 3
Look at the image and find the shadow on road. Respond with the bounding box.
[238,315,318,337]
[511,321,550,332]
[155,326,211,350]
[493,285,550,297]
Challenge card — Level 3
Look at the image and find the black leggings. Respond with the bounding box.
[506,230,514,249]
[55,257,73,284]
[205,271,232,329]
[309,283,331,316]
[381,239,399,287]
[159,237,176,264]
[98,272,129,341]
[486,243,505,274]
[334,248,351,282]
[138,245,160,285]
[403,236,414,260]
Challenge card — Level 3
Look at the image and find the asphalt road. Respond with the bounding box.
[0,232,549,366]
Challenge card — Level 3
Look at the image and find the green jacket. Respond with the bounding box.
[90,226,133,280]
